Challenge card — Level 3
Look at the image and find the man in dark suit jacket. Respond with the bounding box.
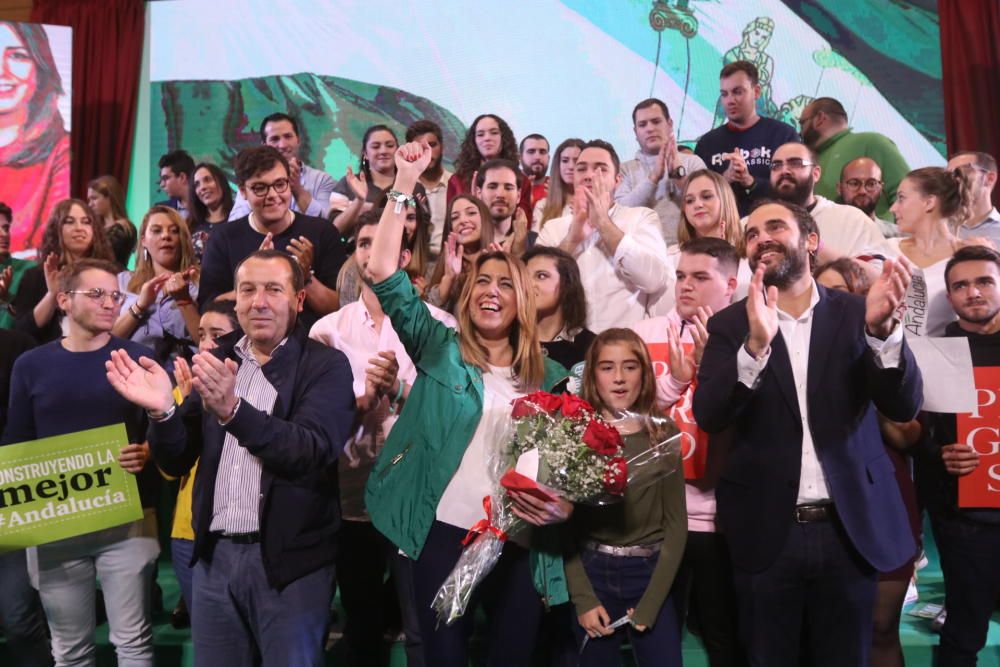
[693,200,922,666]
[106,249,355,667]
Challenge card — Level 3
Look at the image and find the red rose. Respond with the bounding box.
[603,457,627,495]
[560,393,593,419]
[511,391,563,418]
[582,418,624,456]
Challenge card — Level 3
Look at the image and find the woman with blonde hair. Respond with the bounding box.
[651,169,751,314]
[365,140,573,665]
[87,174,136,267]
[112,205,200,362]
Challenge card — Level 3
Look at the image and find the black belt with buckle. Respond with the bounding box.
[794,504,835,523]
[215,531,261,544]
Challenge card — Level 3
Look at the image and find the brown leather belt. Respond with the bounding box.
[794,504,836,524]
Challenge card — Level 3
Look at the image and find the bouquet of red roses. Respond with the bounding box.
[432,391,681,625]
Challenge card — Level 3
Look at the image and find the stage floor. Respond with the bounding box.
[2,523,999,666]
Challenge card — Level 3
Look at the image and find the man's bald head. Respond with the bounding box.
[837,157,884,218]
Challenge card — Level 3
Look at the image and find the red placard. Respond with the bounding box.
[957,367,1000,508]
[646,343,709,479]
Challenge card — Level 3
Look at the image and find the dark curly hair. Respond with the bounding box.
[38,199,115,266]
[453,114,519,184]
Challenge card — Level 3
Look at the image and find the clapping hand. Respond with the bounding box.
[865,256,912,338]
[42,252,60,295]
[164,268,197,303]
[443,233,464,277]
[136,273,171,311]
[173,357,193,400]
[583,174,613,229]
[288,236,314,276]
[191,352,239,420]
[345,166,368,202]
[666,307,712,384]
[258,232,274,251]
[745,264,778,358]
[364,351,399,397]
[723,150,753,188]
[105,349,175,414]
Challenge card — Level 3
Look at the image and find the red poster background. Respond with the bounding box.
[646,343,708,479]
[957,366,1000,508]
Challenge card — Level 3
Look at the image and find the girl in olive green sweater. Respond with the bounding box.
[567,328,687,666]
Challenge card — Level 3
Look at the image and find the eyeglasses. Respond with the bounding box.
[770,159,814,171]
[247,178,291,197]
[65,288,127,305]
[843,178,884,191]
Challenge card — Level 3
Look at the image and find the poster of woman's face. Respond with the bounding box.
[0,21,71,257]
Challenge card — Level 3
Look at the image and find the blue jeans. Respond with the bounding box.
[931,512,1000,667]
[170,538,194,610]
[572,550,682,667]
[191,538,334,667]
[411,520,544,667]
[0,548,52,667]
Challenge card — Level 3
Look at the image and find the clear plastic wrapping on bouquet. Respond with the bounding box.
[430,392,683,626]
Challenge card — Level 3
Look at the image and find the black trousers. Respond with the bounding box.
[731,518,878,667]
[674,531,746,667]
[336,520,393,667]
[931,512,1000,667]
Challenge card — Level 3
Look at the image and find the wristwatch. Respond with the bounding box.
[668,165,687,179]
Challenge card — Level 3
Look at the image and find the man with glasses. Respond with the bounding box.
[229,113,336,221]
[799,97,910,220]
[3,258,161,666]
[837,157,901,238]
[947,152,1000,247]
[769,142,890,260]
[199,145,345,330]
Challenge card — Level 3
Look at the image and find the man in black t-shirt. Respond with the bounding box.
[198,146,345,330]
[917,245,1000,666]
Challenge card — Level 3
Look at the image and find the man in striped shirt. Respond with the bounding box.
[107,249,355,667]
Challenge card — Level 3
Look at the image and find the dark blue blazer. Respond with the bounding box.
[149,325,355,589]
[692,285,923,573]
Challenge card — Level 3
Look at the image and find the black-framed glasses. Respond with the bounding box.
[844,178,884,191]
[247,178,291,197]
[770,159,814,171]
[65,288,127,305]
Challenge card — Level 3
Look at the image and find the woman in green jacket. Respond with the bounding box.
[365,141,572,665]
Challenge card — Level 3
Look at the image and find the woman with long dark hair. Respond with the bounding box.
[446,113,534,224]
[0,22,69,253]
[533,138,585,230]
[11,198,113,342]
[87,175,136,268]
[187,162,234,262]
[426,194,496,313]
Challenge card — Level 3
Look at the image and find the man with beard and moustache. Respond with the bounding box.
[837,158,901,238]
[914,245,1000,666]
[769,142,890,260]
[229,112,336,221]
[106,249,355,666]
[519,134,551,210]
[618,98,708,245]
[406,120,452,258]
[800,97,909,221]
[947,151,1000,247]
[693,199,923,666]
[474,159,529,255]
[310,214,455,667]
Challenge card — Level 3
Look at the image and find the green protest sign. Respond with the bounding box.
[0,424,143,552]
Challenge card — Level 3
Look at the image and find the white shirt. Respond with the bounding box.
[422,168,453,256]
[885,238,955,338]
[436,366,523,530]
[535,203,672,332]
[810,195,892,258]
[309,298,456,518]
[735,282,904,504]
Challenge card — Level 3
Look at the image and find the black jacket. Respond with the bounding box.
[149,325,355,589]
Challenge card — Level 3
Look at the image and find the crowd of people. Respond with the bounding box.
[1,58,999,667]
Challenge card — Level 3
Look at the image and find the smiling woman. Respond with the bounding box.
[0,22,69,253]
[364,140,573,664]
